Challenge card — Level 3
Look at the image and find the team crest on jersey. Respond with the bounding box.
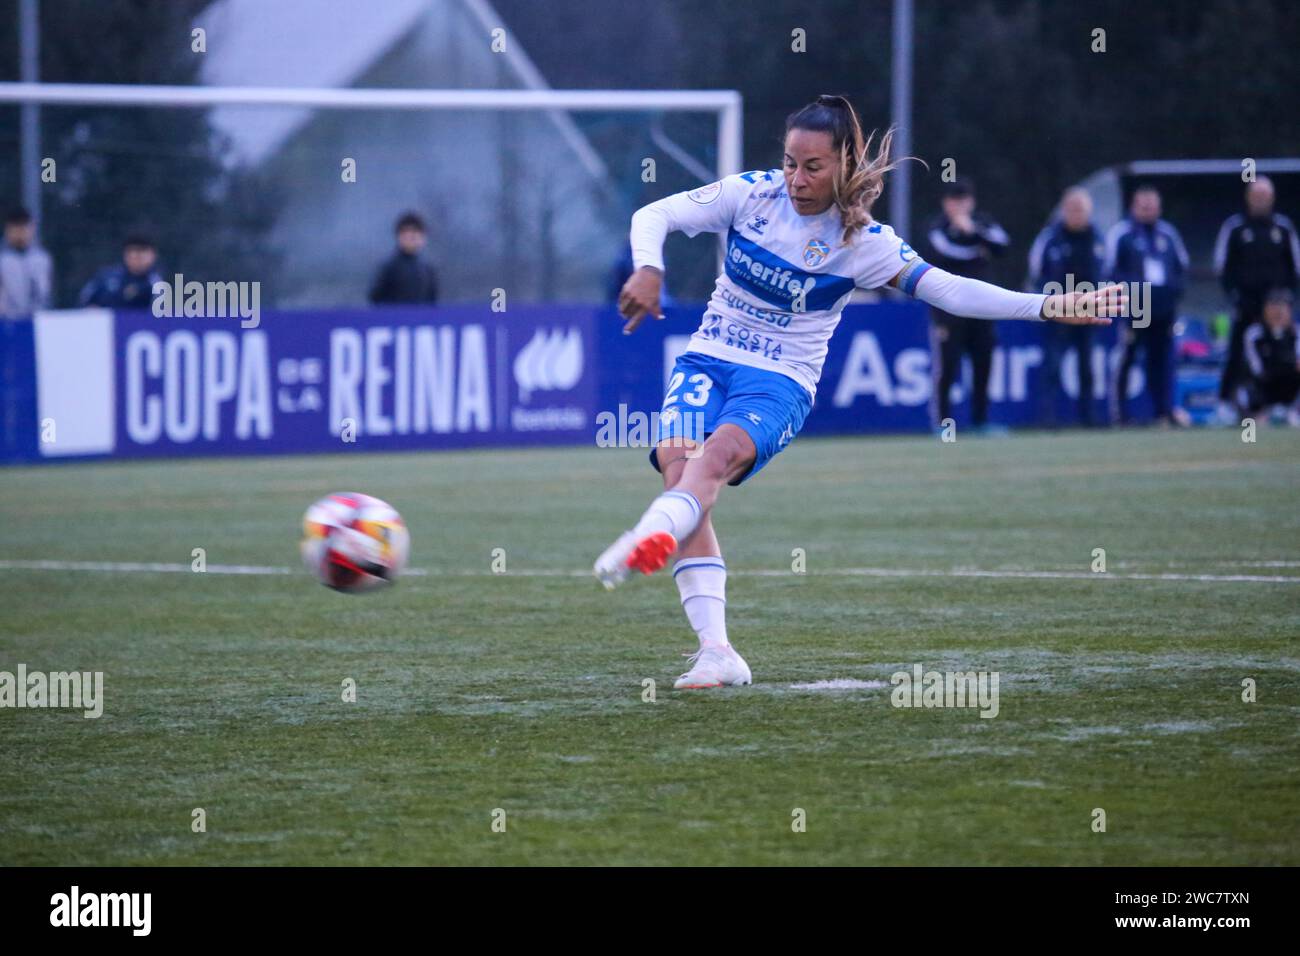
[688,182,722,205]
[803,238,830,267]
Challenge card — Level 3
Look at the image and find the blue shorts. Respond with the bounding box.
[649,351,813,485]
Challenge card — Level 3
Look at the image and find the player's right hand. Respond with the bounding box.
[618,266,664,335]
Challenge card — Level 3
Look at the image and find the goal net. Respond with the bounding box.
[0,85,742,310]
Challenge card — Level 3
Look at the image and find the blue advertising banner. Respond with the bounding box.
[110,304,597,457]
[2,301,1153,463]
[7,305,598,461]
[598,299,1149,434]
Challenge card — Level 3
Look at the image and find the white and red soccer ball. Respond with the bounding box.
[300,492,410,592]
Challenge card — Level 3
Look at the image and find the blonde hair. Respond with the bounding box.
[787,95,913,243]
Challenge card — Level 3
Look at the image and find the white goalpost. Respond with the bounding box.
[0,82,744,288]
[0,82,744,189]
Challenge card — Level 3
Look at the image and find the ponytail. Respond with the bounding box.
[786,94,910,243]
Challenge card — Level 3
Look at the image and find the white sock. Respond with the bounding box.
[632,490,702,541]
[674,556,729,648]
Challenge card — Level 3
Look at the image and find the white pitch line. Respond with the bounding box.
[0,559,297,575]
[1,559,1298,584]
[778,567,1300,584]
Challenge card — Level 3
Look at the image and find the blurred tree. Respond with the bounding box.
[499,0,1300,297]
[5,0,1298,304]
[0,0,279,307]
[908,0,1300,284]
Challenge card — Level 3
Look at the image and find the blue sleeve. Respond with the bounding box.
[78,271,103,307]
[1101,225,1124,283]
[1026,227,1052,289]
[1165,224,1190,294]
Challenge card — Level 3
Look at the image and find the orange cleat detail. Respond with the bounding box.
[625,531,677,576]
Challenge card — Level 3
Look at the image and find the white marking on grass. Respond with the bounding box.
[770,567,1300,584]
[2,560,1297,584]
[1055,726,1129,741]
[1143,720,1227,735]
[0,558,295,575]
[926,743,1034,757]
[789,678,889,691]
[687,744,761,756]
[0,559,429,577]
[1143,560,1300,569]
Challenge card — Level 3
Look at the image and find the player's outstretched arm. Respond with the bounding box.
[895,262,1125,325]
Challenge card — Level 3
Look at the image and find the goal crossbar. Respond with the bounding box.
[0,82,744,178]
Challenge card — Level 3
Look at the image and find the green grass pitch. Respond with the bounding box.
[2,428,1298,865]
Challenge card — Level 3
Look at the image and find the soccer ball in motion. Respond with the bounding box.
[300,492,410,592]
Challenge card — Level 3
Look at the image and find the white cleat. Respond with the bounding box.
[593,529,676,590]
[674,643,752,689]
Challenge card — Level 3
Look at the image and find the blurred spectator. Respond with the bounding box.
[1213,177,1299,417]
[1104,185,1189,426]
[924,178,1010,432]
[1028,187,1104,426]
[1237,287,1300,426]
[79,235,162,309]
[0,208,53,318]
[369,212,439,305]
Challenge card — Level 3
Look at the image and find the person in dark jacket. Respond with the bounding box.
[1237,287,1300,425]
[1028,187,1105,426]
[1213,177,1300,413]
[924,178,1011,431]
[1104,185,1189,426]
[369,212,439,305]
[78,235,162,309]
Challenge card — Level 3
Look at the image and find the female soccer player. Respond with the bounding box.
[594,94,1125,689]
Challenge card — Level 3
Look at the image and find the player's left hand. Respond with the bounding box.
[1042,283,1127,325]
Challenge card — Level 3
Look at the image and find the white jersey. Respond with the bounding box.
[630,169,931,397]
